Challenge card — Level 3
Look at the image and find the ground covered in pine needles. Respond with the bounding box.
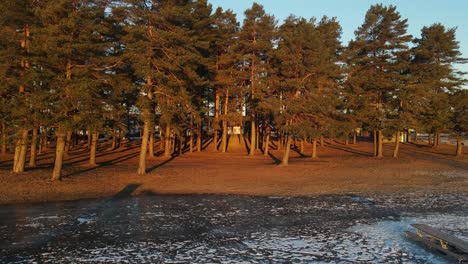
[0,139,466,204]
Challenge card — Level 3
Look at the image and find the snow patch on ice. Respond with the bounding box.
[350,213,468,264]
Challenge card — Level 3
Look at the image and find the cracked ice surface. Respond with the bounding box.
[0,193,466,263]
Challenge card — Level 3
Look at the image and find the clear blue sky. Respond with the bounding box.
[208,0,468,76]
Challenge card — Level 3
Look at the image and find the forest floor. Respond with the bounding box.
[0,138,467,205]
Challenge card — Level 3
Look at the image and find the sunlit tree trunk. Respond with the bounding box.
[373,130,377,157]
[13,129,28,173]
[164,124,171,158]
[13,25,30,172]
[456,135,463,157]
[89,130,98,166]
[196,121,202,152]
[311,139,318,159]
[263,132,270,156]
[249,51,256,157]
[213,89,220,151]
[221,89,229,153]
[320,135,324,147]
[64,130,72,154]
[137,113,150,175]
[280,134,291,166]
[148,130,155,157]
[29,127,38,167]
[52,126,66,181]
[300,140,304,153]
[377,129,384,158]
[393,131,400,158]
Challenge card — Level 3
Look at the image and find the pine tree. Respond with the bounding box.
[35,0,112,179]
[210,7,238,152]
[238,3,276,156]
[450,89,467,157]
[411,24,466,150]
[0,0,37,172]
[347,4,411,158]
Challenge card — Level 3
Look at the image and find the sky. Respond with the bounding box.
[208,0,468,76]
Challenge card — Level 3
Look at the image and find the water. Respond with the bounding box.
[0,192,466,263]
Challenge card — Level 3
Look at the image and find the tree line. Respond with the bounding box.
[0,0,466,180]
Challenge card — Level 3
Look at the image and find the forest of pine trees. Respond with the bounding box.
[0,1,466,179]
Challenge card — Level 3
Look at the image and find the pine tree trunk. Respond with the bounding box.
[52,127,66,181]
[149,131,155,158]
[249,118,256,156]
[221,120,228,153]
[428,133,432,145]
[345,134,349,145]
[256,126,260,151]
[300,140,304,153]
[373,130,377,157]
[196,122,202,152]
[221,89,229,153]
[70,132,76,150]
[65,130,72,154]
[38,129,43,155]
[264,133,270,156]
[278,134,283,151]
[413,129,418,143]
[312,139,318,159]
[456,135,463,157]
[13,129,28,173]
[40,128,48,153]
[87,129,91,149]
[111,129,117,150]
[280,134,291,166]
[1,121,6,155]
[13,137,20,170]
[353,131,357,144]
[137,116,150,175]
[213,90,220,151]
[89,131,98,166]
[393,131,400,158]
[249,49,256,157]
[189,133,194,153]
[377,129,384,158]
[29,127,38,167]
[178,136,183,156]
[164,124,171,157]
[320,135,324,147]
[432,129,439,149]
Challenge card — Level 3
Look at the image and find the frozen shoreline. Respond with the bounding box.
[1,193,467,263]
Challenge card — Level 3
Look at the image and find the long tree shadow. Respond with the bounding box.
[202,137,213,151]
[268,152,281,165]
[291,146,310,158]
[325,142,373,157]
[397,144,468,169]
[146,155,176,173]
[62,152,140,178]
[57,144,141,168]
[112,183,141,199]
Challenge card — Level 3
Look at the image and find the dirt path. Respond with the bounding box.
[0,139,466,204]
